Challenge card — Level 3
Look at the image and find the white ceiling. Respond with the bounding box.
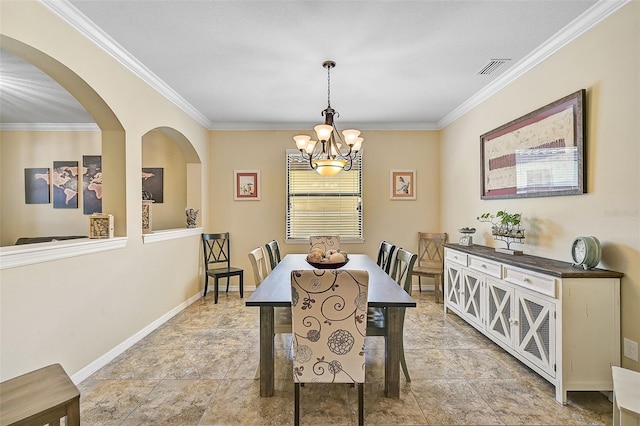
[0,0,624,130]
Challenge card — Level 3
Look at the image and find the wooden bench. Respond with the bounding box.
[0,364,80,426]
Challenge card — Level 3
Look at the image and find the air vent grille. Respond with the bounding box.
[477,59,511,75]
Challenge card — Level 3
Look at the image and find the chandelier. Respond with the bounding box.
[293,60,363,177]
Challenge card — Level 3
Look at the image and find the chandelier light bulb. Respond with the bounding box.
[305,141,317,154]
[353,137,363,152]
[342,129,361,146]
[293,135,311,150]
[314,124,333,141]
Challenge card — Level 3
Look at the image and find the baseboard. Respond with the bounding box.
[413,283,435,292]
[70,291,202,384]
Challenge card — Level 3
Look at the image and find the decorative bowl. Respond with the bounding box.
[306,259,349,269]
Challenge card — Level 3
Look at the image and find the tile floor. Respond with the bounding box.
[79,290,614,425]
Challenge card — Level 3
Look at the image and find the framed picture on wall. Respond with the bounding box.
[234,170,260,200]
[52,161,79,208]
[24,168,50,204]
[390,169,416,200]
[83,155,102,214]
[142,168,164,203]
[480,89,586,199]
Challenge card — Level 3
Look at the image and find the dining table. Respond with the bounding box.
[245,253,417,398]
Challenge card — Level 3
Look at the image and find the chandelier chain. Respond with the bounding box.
[326,64,331,108]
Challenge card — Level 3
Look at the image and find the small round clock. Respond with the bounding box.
[571,236,602,270]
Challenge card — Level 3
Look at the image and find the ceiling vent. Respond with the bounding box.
[477,59,511,75]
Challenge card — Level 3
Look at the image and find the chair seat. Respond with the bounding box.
[274,307,292,334]
[412,265,442,276]
[367,307,385,330]
[206,266,244,276]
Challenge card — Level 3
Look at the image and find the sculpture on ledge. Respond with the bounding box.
[185,208,199,228]
[478,210,525,255]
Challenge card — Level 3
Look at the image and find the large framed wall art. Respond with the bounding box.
[480,89,586,200]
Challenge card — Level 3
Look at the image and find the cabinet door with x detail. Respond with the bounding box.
[514,290,556,377]
[486,279,515,347]
[461,270,483,329]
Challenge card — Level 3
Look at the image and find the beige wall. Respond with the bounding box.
[0,130,101,245]
[0,1,209,381]
[440,3,639,370]
[208,130,441,283]
[142,130,189,230]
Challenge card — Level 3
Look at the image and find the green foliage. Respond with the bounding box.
[478,210,522,227]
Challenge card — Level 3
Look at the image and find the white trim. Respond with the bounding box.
[70,291,202,384]
[0,237,127,270]
[142,227,202,244]
[209,122,441,131]
[0,123,100,131]
[438,0,630,129]
[40,0,213,130]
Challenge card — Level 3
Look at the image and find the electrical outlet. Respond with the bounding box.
[623,338,639,362]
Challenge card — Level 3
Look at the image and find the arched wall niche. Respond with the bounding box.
[141,126,202,232]
[0,35,127,240]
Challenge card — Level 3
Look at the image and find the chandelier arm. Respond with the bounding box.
[343,156,354,172]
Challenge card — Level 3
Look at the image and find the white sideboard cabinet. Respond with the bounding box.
[444,243,623,404]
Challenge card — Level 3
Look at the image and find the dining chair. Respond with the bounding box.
[248,246,291,335]
[309,235,341,253]
[412,232,447,303]
[291,269,369,426]
[248,246,269,285]
[264,239,282,271]
[201,232,244,304]
[376,240,396,274]
[367,247,417,383]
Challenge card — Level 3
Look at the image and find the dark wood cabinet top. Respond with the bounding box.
[444,243,624,279]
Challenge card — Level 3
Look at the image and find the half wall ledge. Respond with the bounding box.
[142,227,203,244]
[0,237,128,270]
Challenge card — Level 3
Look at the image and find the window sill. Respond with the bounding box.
[0,237,128,270]
[286,238,365,245]
[142,227,202,244]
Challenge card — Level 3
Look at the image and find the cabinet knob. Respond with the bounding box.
[523,277,530,283]
[481,264,486,268]
[508,318,518,326]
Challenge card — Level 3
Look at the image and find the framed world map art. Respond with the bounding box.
[83,155,102,214]
[480,89,586,200]
[24,168,50,204]
[52,161,79,208]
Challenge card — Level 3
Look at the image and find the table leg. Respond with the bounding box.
[259,306,275,397]
[384,307,401,398]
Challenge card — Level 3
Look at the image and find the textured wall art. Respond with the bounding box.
[83,155,102,214]
[24,168,50,204]
[52,161,79,208]
[142,168,164,203]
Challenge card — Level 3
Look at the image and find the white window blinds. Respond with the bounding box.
[286,150,363,242]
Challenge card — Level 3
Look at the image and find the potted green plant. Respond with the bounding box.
[478,210,525,254]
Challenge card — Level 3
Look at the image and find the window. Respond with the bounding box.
[286,150,363,243]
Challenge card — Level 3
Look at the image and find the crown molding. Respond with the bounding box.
[40,0,214,129]
[437,0,630,129]
[208,121,440,131]
[0,122,100,131]
[40,0,628,133]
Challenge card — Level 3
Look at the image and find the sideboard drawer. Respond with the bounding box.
[503,266,557,298]
[445,248,468,266]
[469,255,502,278]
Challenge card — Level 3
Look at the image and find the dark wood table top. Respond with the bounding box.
[444,243,624,279]
[246,254,417,308]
